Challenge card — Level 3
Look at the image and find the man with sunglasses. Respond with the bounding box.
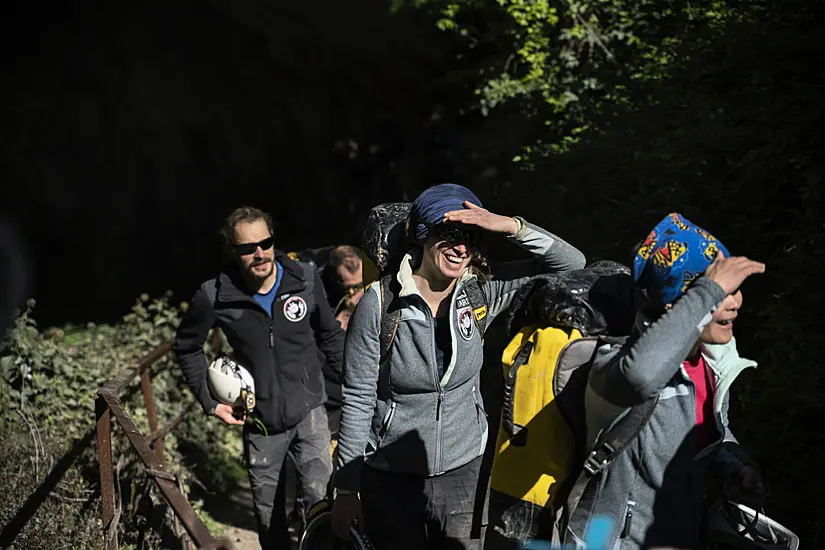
[287,245,377,329]
[174,205,345,549]
[324,245,369,328]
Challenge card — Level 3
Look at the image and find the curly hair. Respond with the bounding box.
[469,252,491,280]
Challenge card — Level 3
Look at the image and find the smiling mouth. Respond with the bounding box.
[717,318,735,326]
[444,252,466,265]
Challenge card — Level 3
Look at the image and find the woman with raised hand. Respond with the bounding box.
[332,184,586,549]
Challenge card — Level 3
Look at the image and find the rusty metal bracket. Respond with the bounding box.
[146,468,178,483]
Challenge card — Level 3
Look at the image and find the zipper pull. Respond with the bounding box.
[436,393,443,421]
[269,327,274,348]
[621,503,634,538]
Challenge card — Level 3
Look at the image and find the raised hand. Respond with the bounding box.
[442,201,520,236]
[704,252,766,295]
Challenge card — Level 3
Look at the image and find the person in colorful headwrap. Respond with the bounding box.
[564,213,768,550]
[331,184,586,549]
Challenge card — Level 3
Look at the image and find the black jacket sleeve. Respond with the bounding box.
[310,272,345,385]
[173,286,219,415]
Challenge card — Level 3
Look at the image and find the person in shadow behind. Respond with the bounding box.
[565,213,768,549]
[330,184,586,550]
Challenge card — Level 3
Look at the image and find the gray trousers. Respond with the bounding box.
[243,405,333,549]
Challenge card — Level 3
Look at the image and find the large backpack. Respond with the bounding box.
[359,202,490,363]
[486,261,659,548]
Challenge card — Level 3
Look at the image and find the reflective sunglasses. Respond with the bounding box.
[428,223,480,247]
[233,236,274,256]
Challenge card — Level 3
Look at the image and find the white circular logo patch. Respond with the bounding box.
[458,308,475,341]
[283,296,308,322]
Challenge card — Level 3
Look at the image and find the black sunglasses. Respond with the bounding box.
[427,223,480,247]
[233,236,274,256]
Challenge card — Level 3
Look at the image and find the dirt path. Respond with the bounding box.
[204,463,302,550]
[223,523,261,550]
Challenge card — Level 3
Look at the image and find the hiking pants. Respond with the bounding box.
[243,405,332,549]
[361,456,485,550]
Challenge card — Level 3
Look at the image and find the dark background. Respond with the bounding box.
[0,0,470,326]
[1,0,823,544]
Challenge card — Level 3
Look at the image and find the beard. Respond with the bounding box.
[247,258,274,281]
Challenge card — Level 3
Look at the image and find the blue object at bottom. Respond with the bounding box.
[520,516,614,550]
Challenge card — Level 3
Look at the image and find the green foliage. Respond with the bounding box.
[410,0,757,156]
[0,294,243,548]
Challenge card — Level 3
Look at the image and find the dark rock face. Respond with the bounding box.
[0,1,453,325]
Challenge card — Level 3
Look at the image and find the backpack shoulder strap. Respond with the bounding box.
[501,339,534,446]
[463,277,489,333]
[378,274,400,365]
[298,261,316,296]
[562,336,659,525]
[200,278,224,353]
[564,398,658,512]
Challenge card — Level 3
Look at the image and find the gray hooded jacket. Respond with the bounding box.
[334,218,586,491]
[566,277,757,549]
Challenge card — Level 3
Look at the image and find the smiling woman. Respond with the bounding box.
[331,183,586,550]
[411,188,516,288]
[567,212,768,550]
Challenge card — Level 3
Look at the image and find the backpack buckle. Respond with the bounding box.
[583,443,615,475]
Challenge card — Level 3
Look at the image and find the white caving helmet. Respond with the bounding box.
[207,354,256,412]
[706,499,800,550]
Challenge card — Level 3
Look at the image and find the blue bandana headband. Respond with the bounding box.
[409,184,483,244]
[633,213,730,305]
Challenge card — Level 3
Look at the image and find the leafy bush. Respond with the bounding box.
[0,294,244,549]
